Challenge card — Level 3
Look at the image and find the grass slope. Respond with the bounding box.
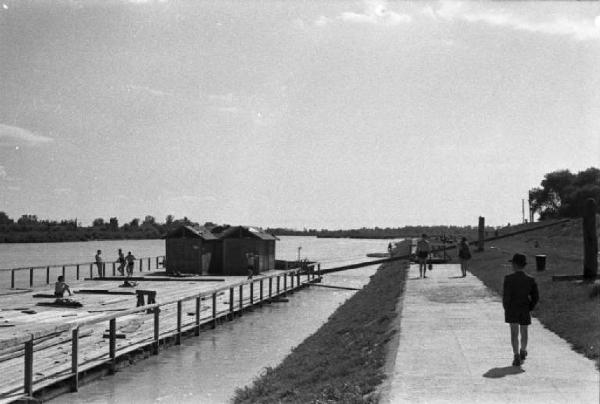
[467,218,599,365]
[232,260,409,404]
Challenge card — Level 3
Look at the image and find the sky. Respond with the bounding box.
[0,0,599,229]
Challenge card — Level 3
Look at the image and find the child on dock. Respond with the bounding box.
[116,248,126,276]
[95,249,104,278]
[54,276,72,298]
[125,251,136,277]
[416,234,430,278]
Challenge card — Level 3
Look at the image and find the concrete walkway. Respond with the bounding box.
[383,263,599,404]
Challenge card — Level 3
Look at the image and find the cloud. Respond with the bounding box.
[316,0,412,26]
[0,124,54,148]
[425,1,600,41]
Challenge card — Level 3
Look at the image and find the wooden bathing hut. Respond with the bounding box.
[164,225,218,275]
[209,226,277,276]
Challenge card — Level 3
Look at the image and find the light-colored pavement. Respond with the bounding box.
[384,263,599,404]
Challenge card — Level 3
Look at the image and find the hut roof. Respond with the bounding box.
[165,225,219,240]
[212,225,278,241]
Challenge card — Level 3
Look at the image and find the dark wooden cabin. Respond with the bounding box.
[210,226,277,276]
[164,225,218,275]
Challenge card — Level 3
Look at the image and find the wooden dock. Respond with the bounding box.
[0,268,320,403]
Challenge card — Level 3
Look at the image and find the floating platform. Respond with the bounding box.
[0,269,318,403]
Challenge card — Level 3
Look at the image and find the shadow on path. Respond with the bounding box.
[483,366,525,378]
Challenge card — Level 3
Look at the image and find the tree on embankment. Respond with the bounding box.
[529,167,600,219]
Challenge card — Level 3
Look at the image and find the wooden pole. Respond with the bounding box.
[62,265,66,279]
[109,319,116,374]
[229,288,234,320]
[46,266,50,284]
[139,259,143,272]
[259,279,264,306]
[153,309,160,355]
[212,293,217,329]
[147,258,151,272]
[238,285,243,316]
[250,281,254,305]
[176,301,182,345]
[89,264,93,279]
[268,277,273,300]
[76,264,80,280]
[112,262,116,276]
[583,198,598,280]
[195,297,201,336]
[24,338,33,396]
[11,269,15,289]
[71,328,79,392]
[29,267,34,287]
[477,216,485,252]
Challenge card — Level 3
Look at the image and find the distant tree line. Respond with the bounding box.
[266,225,499,241]
[529,167,600,220]
[0,213,200,243]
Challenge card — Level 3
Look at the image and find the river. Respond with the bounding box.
[0,236,401,403]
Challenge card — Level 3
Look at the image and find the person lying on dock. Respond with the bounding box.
[54,276,73,298]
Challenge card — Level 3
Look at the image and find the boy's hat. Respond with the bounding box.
[508,253,527,267]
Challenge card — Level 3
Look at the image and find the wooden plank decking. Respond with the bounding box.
[0,269,315,403]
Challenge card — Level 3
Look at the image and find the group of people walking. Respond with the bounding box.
[413,233,539,367]
[94,248,136,277]
[414,234,472,278]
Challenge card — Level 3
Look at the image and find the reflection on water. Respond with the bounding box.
[58,267,378,404]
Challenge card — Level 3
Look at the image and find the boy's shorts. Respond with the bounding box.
[504,309,531,326]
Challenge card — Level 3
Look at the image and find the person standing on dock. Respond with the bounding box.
[503,253,539,367]
[246,252,255,279]
[457,237,472,277]
[95,249,104,278]
[125,251,136,277]
[416,234,431,278]
[116,248,126,276]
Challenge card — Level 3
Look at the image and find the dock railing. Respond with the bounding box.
[0,264,320,403]
[0,256,166,289]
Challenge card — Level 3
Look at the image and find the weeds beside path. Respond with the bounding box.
[232,259,409,404]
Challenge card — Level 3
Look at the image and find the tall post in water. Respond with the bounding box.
[478,216,485,252]
[582,198,598,281]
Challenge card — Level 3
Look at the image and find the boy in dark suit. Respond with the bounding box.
[503,253,539,366]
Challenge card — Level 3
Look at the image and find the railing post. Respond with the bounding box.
[318,263,321,279]
[109,319,116,374]
[76,264,80,280]
[229,288,234,320]
[71,328,79,392]
[276,275,280,296]
[195,297,201,336]
[62,265,66,280]
[153,309,160,355]
[250,281,254,305]
[268,277,273,300]
[212,293,217,329]
[46,266,50,284]
[297,271,300,287]
[89,264,93,279]
[139,259,143,272]
[259,279,264,306]
[238,285,243,316]
[112,262,116,276]
[147,258,151,272]
[156,257,159,269]
[176,301,182,345]
[11,269,15,289]
[24,338,34,396]
[29,267,34,287]
[283,273,287,296]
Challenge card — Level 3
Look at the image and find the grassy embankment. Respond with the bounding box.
[233,259,409,403]
[467,218,599,365]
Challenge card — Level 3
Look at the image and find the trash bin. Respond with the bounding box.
[535,255,547,271]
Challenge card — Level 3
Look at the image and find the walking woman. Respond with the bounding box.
[457,237,472,277]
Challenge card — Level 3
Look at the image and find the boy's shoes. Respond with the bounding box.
[512,354,521,367]
[519,350,527,361]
